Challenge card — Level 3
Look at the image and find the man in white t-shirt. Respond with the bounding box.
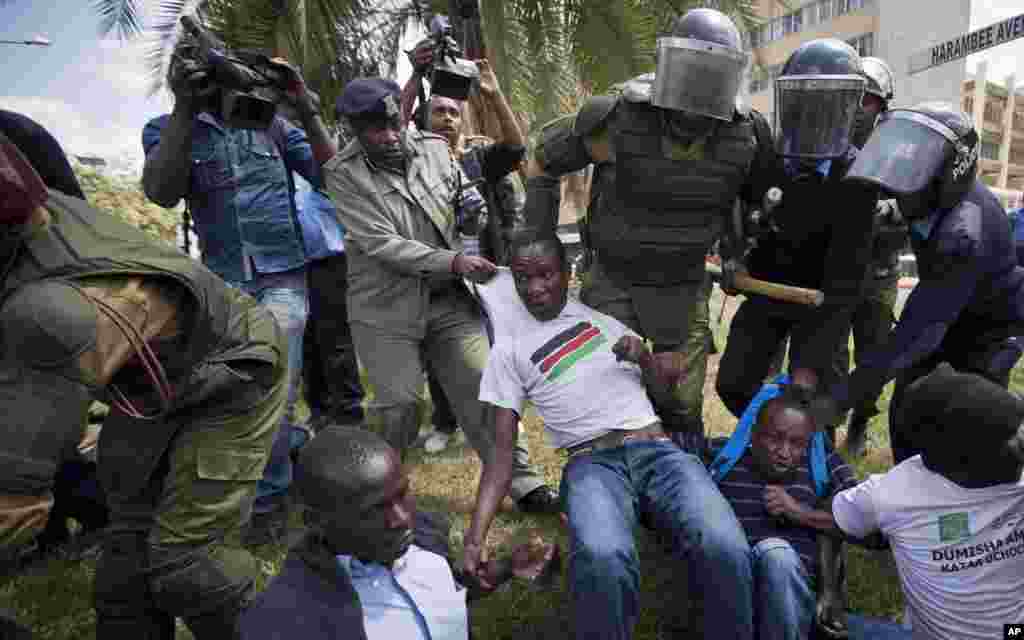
[831,363,1024,640]
[462,230,754,640]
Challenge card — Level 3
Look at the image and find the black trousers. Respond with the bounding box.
[717,296,850,434]
[303,254,365,426]
[887,322,1023,464]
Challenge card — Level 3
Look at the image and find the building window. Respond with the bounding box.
[981,140,1000,160]
[803,4,818,27]
[819,0,833,22]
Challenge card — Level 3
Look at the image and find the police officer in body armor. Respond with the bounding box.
[821,103,1024,464]
[524,8,775,454]
[0,128,287,639]
[716,39,878,442]
[833,56,909,456]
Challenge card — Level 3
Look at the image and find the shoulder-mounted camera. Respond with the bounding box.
[427,15,479,101]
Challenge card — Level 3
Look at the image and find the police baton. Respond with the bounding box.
[706,261,824,307]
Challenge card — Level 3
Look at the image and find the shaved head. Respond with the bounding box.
[295,426,396,514]
[295,426,416,565]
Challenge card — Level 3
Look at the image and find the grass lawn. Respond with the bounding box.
[2,286,1018,639]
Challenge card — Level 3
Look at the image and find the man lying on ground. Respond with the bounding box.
[464,229,755,640]
[830,363,1024,640]
[241,425,557,640]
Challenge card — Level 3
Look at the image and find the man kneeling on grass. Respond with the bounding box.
[463,230,754,640]
[241,425,557,640]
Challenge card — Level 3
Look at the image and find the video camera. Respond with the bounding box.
[177,15,292,130]
[426,15,479,101]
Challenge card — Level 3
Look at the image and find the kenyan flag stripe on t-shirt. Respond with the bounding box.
[530,322,607,381]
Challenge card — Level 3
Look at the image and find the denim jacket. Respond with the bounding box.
[142,112,322,282]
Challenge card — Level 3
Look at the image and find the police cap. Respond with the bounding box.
[336,77,402,122]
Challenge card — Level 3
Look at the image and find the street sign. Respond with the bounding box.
[908,12,1024,75]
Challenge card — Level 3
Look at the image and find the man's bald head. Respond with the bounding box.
[295,425,397,515]
[295,426,416,564]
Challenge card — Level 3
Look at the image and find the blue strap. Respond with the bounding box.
[710,374,831,498]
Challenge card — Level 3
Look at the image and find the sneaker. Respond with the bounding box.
[517,486,561,515]
[424,430,452,454]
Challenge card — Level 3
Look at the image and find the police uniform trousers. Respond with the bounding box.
[833,275,900,423]
[887,320,1023,464]
[717,295,849,433]
[581,257,712,454]
[349,284,544,501]
[94,314,287,640]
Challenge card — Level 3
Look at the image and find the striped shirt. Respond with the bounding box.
[715,447,856,575]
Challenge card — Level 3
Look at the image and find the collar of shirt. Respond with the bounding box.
[783,158,831,179]
[335,545,469,640]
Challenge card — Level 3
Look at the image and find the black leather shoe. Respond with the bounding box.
[517,486,561,515]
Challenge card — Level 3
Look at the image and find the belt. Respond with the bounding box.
[566,422,670,458]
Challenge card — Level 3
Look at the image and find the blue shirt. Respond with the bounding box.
[294,172,346,261]
[336,545,469,640]
[142,112,322,282]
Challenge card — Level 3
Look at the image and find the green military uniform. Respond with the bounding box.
[529,76,770,451]
[323,130,545,500]
[0,191,287,639]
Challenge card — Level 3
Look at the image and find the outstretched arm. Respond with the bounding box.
[464,405,519,587]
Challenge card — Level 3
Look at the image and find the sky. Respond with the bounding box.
[0,1,1020,177]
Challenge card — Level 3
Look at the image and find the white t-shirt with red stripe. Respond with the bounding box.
[479,297,658,449]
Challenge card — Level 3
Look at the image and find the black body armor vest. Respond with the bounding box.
[589,99,756,285]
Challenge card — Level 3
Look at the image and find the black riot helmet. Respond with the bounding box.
[844,102,979,219]
[651,8,749,121]
[774,38,865,159]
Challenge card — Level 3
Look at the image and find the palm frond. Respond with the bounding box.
[92,0,145,39]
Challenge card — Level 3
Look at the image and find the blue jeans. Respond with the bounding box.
[752,538,814,640]
[561,440,753,640]
[230,268,308,514]
[750,538,913,640]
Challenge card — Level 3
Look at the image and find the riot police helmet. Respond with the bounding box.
[851,56,895,147]
[774,38,865,159]
[862,57,895,103]
[650,8,749,121]
[844,102,979,218]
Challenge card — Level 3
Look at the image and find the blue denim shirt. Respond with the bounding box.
[294,172,346,261]
[142,112,322,282]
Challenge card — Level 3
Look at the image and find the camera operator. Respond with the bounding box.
[141,34,336,545]
[401,39,529,454]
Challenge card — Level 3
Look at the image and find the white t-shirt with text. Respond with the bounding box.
[833,456,1024,640]
[479,298,658,449]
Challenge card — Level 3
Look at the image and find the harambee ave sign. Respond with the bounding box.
[908,12,1024,75]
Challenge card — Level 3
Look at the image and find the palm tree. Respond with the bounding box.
[90,0,412,127]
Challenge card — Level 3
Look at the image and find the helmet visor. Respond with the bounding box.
[774,75,864,159]
[844,112,953,195]
[651,37,747,121]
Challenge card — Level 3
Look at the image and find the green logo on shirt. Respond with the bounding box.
[939,512,970,542]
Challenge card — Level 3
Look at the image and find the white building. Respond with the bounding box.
[747,0,971,121]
